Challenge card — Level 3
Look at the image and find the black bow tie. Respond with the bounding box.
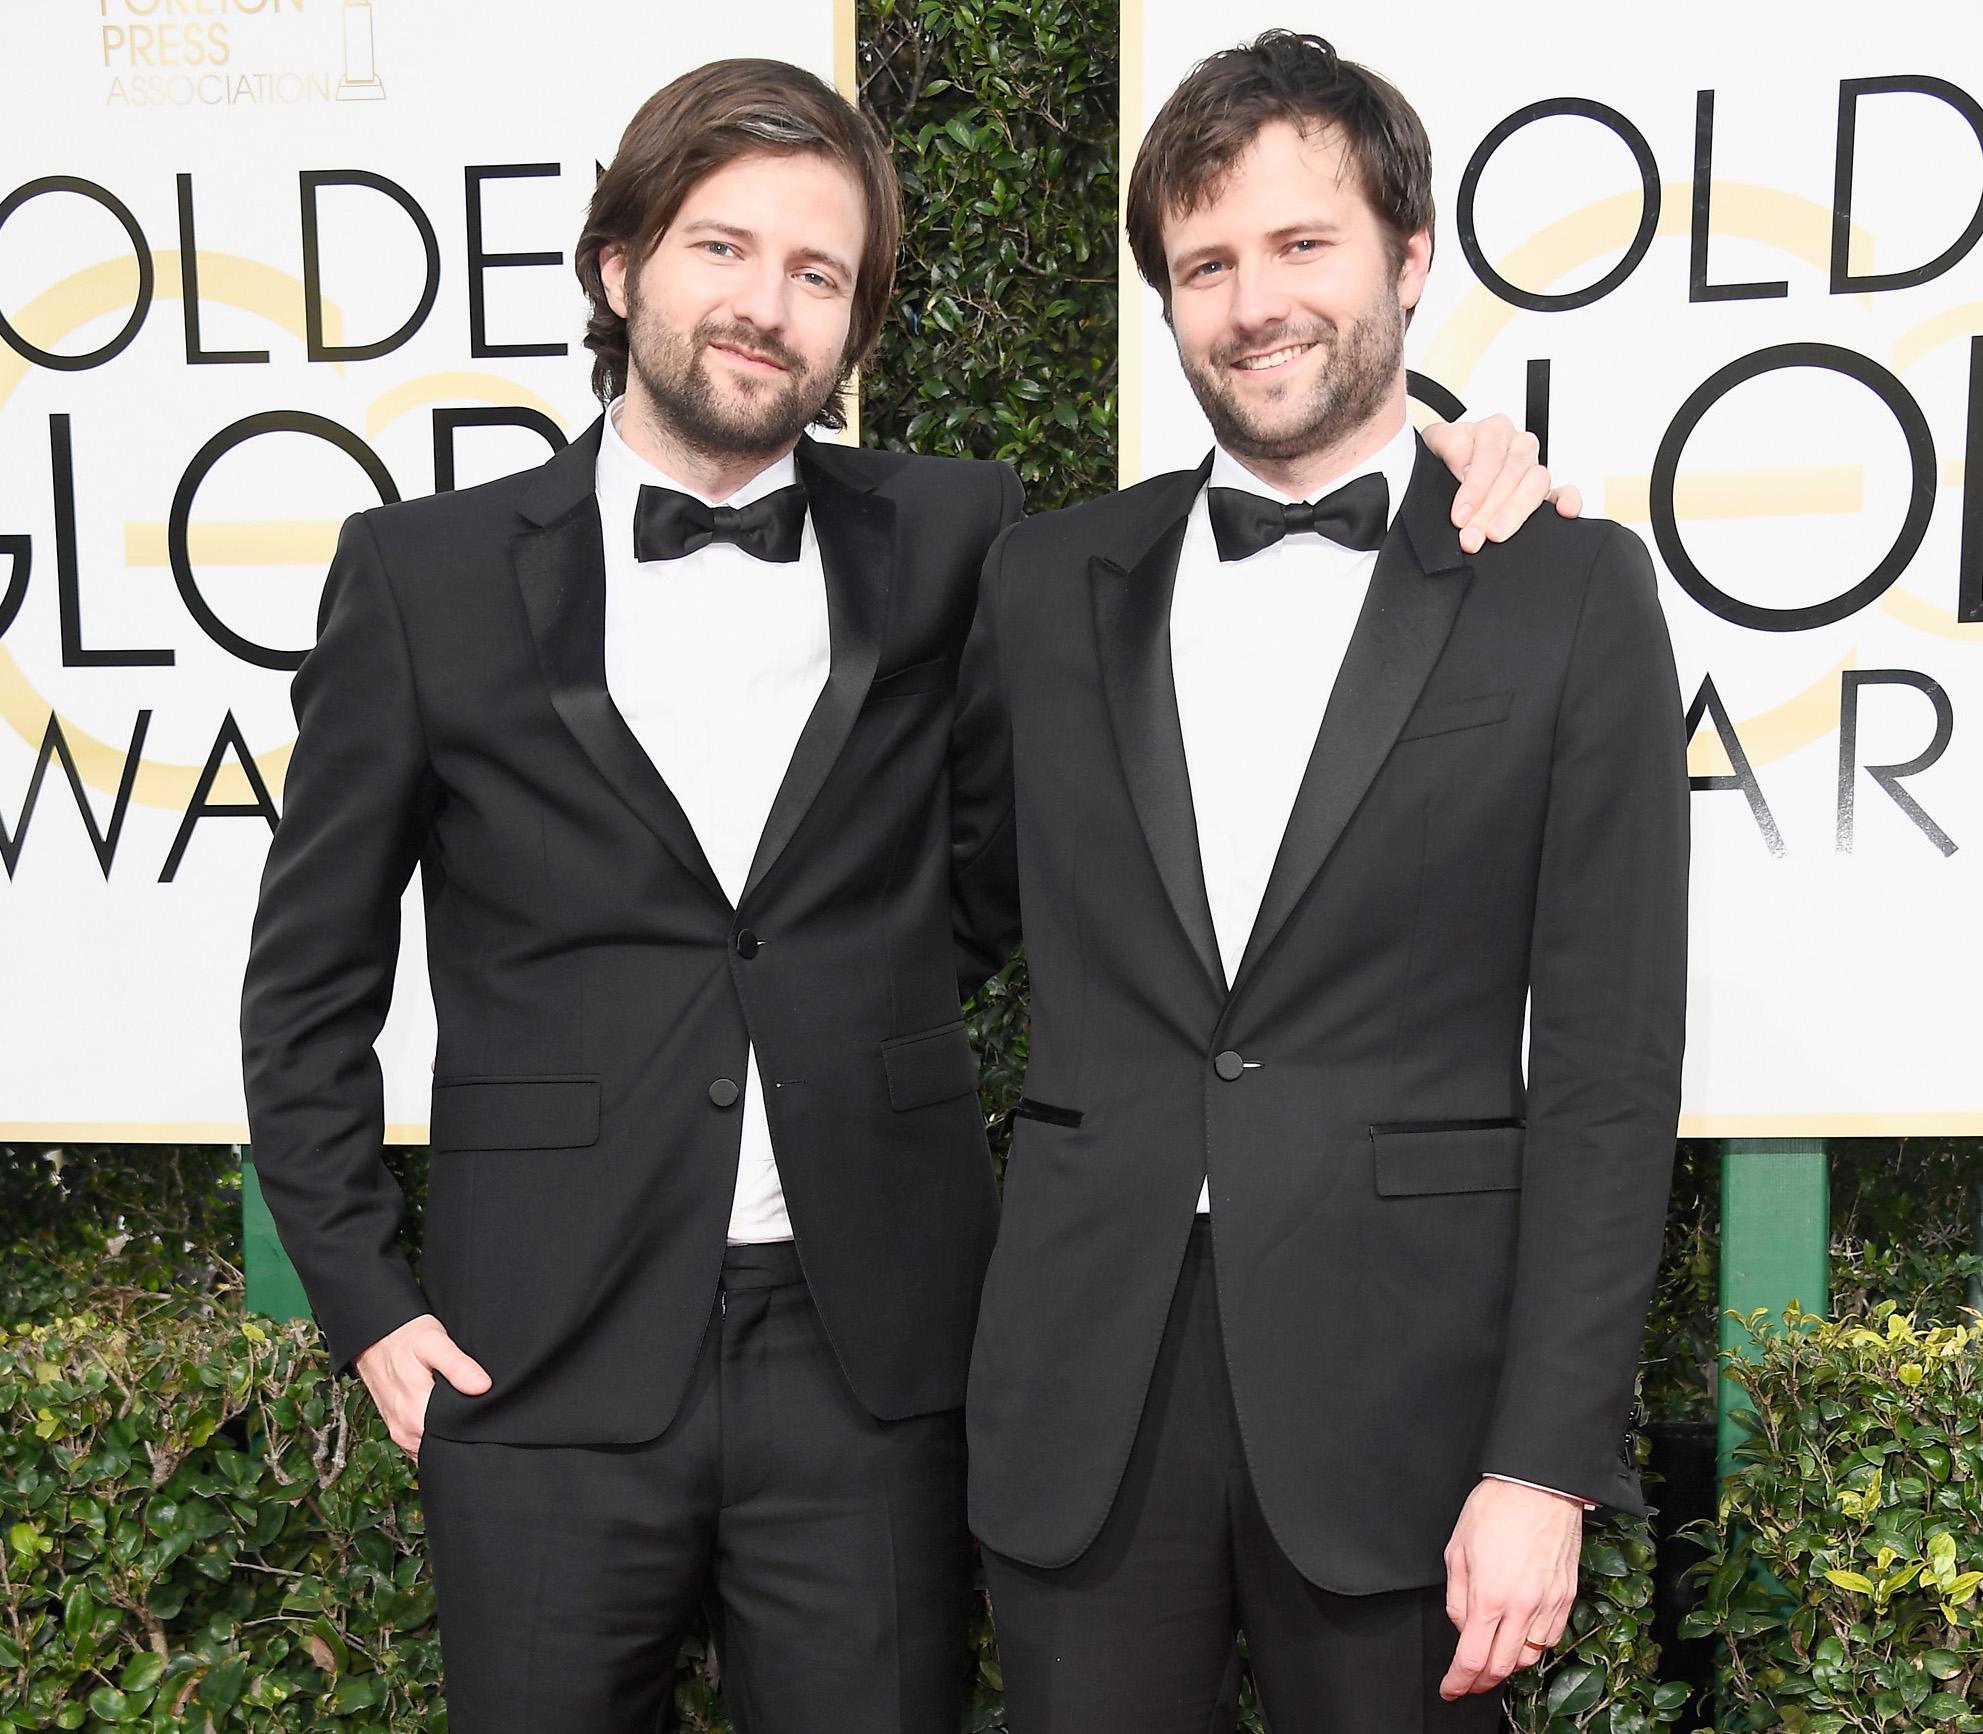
[1207,471,1390,563]
[634,482,808,565]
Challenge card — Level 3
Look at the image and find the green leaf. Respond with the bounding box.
[61,1579,93,1644]
[86,1687,137,1724]
[120,1653,166,1694]
[1823,1570,1875,1594]
[198,1655,248,1713]
[1546,1662,1605,1717]
[327,1674,385,1713]
[1584,1541,1631,1577]
[1922,1694,1972,1722]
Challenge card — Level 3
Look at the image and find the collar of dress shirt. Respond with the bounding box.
[597,393,801,513]
[1204,413,1417,538]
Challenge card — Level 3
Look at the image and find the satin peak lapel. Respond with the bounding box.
[511,420,728,908]
[1232,441,1474,989]
[741,438,891,901]
[1091,459,1224,994]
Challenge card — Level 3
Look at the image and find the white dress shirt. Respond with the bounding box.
[1172,415,1418,1223]
[595,398,829,1243]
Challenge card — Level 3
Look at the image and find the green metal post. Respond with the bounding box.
[241,1146,312,1322]
[1717,1138,1828,1479]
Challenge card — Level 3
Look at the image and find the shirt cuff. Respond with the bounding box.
[1484,1473,1598,1512]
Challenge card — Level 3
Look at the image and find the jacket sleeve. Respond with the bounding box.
[240,511,437,1373]
[949,470,1025,998]
[1479,523,1689,1510]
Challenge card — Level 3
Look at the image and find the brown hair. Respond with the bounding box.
[574,58,901,425]
[1125,31,1434,315]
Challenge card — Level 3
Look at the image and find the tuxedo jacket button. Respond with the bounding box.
[708,1077,741,1108]
[1213,1050,1245,1082]
[735,929,760,958]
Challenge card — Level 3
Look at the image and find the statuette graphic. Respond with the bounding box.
[336,0,385,101]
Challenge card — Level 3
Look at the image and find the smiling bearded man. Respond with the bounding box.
[955,32,1689,1734]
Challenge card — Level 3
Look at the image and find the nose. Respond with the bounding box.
[1227,258,1292,342]
[726,259,788,337]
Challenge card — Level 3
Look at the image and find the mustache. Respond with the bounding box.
[694,320,806,375]
[1210,322,1335,367]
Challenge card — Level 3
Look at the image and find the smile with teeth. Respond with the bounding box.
[1233,342,1316,372]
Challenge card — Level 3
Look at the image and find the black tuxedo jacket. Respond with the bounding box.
[955,441,1688,1594]
[242,422,1021,1444]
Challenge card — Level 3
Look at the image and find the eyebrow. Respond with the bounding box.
[1265,219,1345,244]
[1169,217,1346,275]
[679,219,855,282]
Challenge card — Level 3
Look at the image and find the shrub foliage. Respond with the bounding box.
[1685,1306,1983,1732]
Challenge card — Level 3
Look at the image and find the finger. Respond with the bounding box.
[1451,416,1514,526]
[427,1335,493,1395]
[1418,416,1464,472]
[1439,1608,1500,1700]
[1479,1601,1542,1691]
[1484,463,1550,544]
[1549,481,1583,519]
[1444,1547,1470,1631]
[1460,427,1540,547]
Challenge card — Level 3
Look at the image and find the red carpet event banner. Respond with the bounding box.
[1123,2,1983,1135]
[0,0,854,1140]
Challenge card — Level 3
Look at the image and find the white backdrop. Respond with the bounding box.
[0,0,852,1139]
[1124,1,1983,1135]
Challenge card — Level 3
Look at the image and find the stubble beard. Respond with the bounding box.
[624,286,845,465]
[1182,284,1404,467]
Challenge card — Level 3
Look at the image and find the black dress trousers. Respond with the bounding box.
[419,1242,972,1734]
[984,1225,1506,1734]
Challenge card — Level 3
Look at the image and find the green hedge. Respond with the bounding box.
[1,1303,435,1733]
[1685,1306,1983,1732]
[0,1267,1672,1734]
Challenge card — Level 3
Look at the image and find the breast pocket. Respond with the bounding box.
[1395,690,1514,743]
[867,657,950,703]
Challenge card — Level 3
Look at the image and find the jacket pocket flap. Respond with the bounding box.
[1396,689,1514,742]
[430,1076,601,1151]
[880,1021,978,1111]
[1371,1122,1524,1195]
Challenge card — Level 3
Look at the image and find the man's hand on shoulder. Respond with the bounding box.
[353,1312,491,1459]
[1422,413,1584,554]
[1439,1476,1585,1700]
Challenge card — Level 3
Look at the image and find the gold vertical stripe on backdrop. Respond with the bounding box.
[836,0,862,445]
[1118,0,1145,486]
